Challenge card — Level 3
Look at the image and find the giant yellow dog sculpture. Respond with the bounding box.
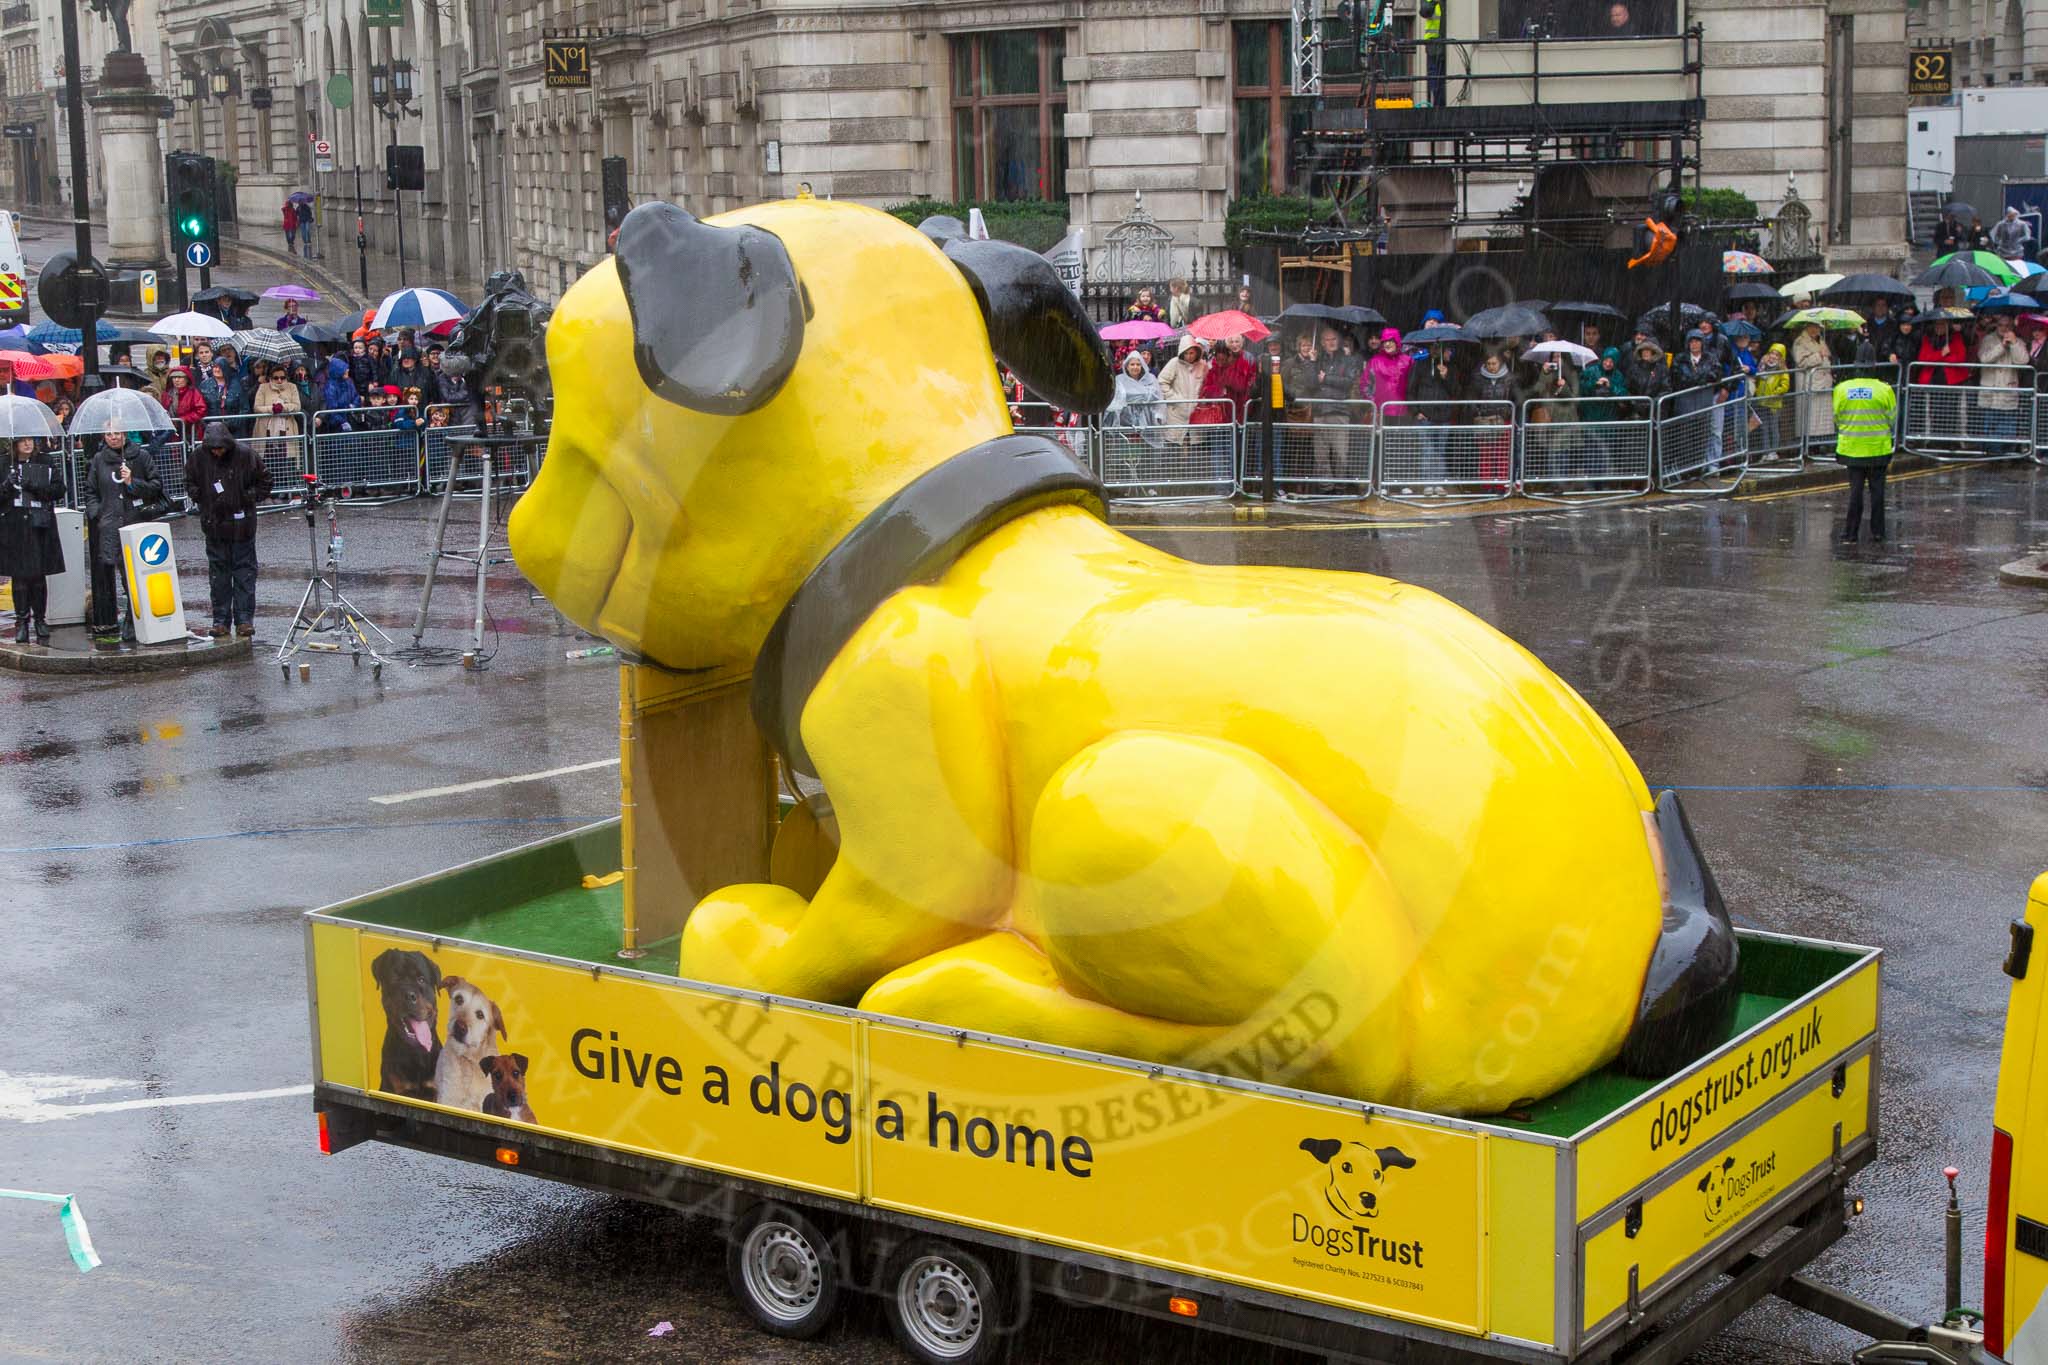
[510,195,1737,1116]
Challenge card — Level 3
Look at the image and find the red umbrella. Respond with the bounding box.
[1185,309,1270,343]
[0,351,82,380]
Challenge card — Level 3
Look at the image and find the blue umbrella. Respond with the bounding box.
[1975,290,2042,313]
[0,325,47,355]
[1718,319,1763,339]
[26,318,120,345]
[370,287,468,331]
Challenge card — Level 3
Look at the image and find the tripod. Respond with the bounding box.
[276,476,395,677]
[410,405,534,666]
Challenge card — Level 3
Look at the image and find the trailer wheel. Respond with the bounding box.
[728,1204,840,1340]
[885,1239,1006,1364]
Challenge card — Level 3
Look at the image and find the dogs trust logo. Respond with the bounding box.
[1697,1149,1778,1226]
[1290,1138,1427,1276]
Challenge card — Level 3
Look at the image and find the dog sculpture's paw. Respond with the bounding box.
[678,883,809,997]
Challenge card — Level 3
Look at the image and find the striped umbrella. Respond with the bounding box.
[232,328,305,364]
[370,287,468,331]
[1722,250,1773,275]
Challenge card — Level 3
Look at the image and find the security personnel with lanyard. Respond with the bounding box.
[1420,0,1446,108]
[1832,372,1897,544]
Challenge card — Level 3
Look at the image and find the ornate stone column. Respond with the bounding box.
[88,51,166,269]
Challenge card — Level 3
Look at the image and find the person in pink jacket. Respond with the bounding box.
[1359,327,1414,419]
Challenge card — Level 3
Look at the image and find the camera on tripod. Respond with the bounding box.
[444,268,552,435]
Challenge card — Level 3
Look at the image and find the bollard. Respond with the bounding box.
[298,661,311,683]
[1945,1165,1963,1317]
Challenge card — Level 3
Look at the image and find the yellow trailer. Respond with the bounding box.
[307,659,1890,1363]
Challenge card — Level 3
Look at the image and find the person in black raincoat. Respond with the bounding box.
[81,428,161,640]
[0,435,67,642]
[184,421,271,637]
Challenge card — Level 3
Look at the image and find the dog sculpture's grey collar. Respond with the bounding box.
[751,433,1104,778]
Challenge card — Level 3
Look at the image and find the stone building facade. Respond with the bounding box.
[3,0,1908,298]
[1909,0,2047,88]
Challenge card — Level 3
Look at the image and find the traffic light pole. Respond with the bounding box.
[388,120,406,288]
[57,0,98,385]
[354,163,368,298]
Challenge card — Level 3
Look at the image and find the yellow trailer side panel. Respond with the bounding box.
[1581,1054,1872,1335]
[1486,1136,1559,1346]
[313,922,368,1091]
[864,1023,1492,1338]
[1576,960,1878,1221]
[353,931,864,1199]
[1993,874,2048,1352]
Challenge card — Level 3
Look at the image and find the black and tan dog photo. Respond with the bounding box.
[1299,1138,1418,1222]
[479,1053,536,1124]
[371,948,442,1100]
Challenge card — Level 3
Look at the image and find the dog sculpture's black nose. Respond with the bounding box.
[1361,1193,1376,1210]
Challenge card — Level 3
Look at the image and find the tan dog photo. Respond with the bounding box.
[431,976,505,1112]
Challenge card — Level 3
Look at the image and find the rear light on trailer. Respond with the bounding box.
[316,1111,333,1156]
[494,1146,521,1167]
[1168,1296,1198,1319]
[1988,1126,2014,1356]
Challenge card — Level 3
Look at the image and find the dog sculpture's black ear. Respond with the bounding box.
[1697,1172,1712,1192]
[1375,1146,1417,1172]
[1299,1138,1343,1165]
[917,218,1113,415]
[616,201,807,416]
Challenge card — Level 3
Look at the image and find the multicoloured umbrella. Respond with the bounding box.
[371,287,469,331]
[1185,309,1270,343]
[1780,307,1865,330]
[1722,250,1773,275]
[1927,250,2021,286]
[1915,257,2003,290]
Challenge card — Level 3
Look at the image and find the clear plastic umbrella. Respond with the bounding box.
[0,393,64,440]
[68,386,173,436]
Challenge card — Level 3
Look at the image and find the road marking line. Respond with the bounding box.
[0,1074,313,1124]
[369,757,620,806]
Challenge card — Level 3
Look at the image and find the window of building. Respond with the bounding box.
[1233,20,1363,197]
[1496,0,1682,37]
[949,29,1067,202]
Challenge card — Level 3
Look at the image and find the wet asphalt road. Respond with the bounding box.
[3,464,2048,1363]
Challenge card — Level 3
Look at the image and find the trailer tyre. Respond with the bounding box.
[728,1204,840,1340]
[885,1239,1008,1364]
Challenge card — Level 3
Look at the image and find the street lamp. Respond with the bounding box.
[369,62,388,110]
[207,68,231,101]
[392,58,413,108]
[179,69,198,102]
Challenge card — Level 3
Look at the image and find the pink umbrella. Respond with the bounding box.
[262,284,322,302]
[1099,318,1176,341]
[1185,309,1271,343]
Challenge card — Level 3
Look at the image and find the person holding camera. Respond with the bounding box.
[184,421,272,638]
[0,435,67,642]
[81,429,162,641]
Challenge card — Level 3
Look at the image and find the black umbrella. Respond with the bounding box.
[191,286,238,305]
[1913,258,2001,290]
[289,320,353,345]
[1402,325,1476,346]
[1277,302,1386,330]
[1635,302,1719,338]
[1820,273,1915,304]
[1465,303,1552,339]
[1724,281,1782,303]
[1547,301,1626,322]
[1943,201,1977,220]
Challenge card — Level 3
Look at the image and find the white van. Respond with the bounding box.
[0,210,28,323]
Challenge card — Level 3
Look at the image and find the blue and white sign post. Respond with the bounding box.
[184,240,213,270]
[118,522,187,644]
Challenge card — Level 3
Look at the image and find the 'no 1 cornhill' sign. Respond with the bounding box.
[544,38,592,89]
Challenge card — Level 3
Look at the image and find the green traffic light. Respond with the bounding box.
[181,216,204,237]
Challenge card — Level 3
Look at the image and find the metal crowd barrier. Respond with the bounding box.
[1744,366,1806,473]
[1096,401,1237,502]
[1655,385,1749,491]
[2035,374,2048,466]
[1519,396,1654,502]
[1903,362,2035,463]
[1267,399,1375,500]
[211,410,309,499]
[1011,401,1093,474]
[311,405,428,493]
[1377,400,1516,506]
